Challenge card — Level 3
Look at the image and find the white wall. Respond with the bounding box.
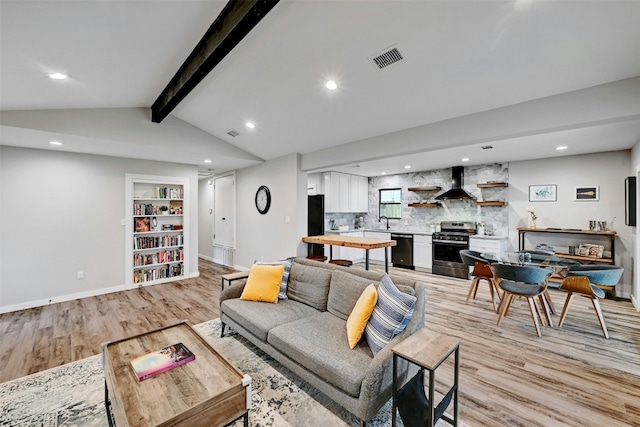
[235,153,306,269]
[508,151,634,299]
[198,178,214,260]
[0,146,199,312]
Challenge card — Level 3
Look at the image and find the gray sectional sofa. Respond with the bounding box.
[220,257,426,426]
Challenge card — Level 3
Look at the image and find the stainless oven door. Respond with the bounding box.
[432,240,469,278]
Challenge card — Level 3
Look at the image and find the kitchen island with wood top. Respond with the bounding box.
[302,234,396,272]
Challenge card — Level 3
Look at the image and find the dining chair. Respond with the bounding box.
[492,263,552,337]
[565,265,624,294]
[558,276,611,338]
[459,249,501,312]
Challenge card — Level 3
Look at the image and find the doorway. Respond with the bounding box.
[213,173,236,266]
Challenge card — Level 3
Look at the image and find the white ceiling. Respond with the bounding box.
[1,0,640,177]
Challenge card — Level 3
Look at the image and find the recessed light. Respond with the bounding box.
[49,140,64,146]
[204,159,212,163]
[245,122,255,129]
[556,145,568,151]
[461,157,470,162]
[49,72,69,80]
[381,172,387,175]
[404,165,411,169]
[325,80,337,90]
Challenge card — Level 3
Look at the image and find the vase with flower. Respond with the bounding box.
[527,207,537,228]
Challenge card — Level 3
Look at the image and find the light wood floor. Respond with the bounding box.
[1,259,639,426]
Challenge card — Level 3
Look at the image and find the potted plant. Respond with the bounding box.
[160,205,169,215]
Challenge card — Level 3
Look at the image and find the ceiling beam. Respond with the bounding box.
[151,0,280,123]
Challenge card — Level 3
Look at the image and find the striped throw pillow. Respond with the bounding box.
[365,274,416,355]
[255,257,294,300]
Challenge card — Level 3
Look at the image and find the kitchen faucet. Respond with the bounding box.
[379,216,390,230]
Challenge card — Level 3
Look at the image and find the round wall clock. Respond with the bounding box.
[255,185,271,214]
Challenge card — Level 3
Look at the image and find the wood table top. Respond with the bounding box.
[102,321,247,427]
[392,328,459,370]
[302,234,397,249]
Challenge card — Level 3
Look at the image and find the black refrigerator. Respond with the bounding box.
[307,195,325,257]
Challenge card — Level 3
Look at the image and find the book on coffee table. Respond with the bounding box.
[131,342,195,381]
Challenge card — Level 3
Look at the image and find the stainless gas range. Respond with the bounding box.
[432,221,477,279]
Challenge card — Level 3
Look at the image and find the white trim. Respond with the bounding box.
[198,254,215,262]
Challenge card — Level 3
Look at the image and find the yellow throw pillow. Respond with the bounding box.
[240,264,285,303]
[346,284,378,349]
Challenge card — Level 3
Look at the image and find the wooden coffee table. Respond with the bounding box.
[102,320,250,427]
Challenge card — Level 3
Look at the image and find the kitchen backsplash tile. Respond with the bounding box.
[365,163,509,236]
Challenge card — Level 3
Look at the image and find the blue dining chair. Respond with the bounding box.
[565,265,624,294]
[558,276,611,338]
[459,249,501,312]
[492,263,552,337]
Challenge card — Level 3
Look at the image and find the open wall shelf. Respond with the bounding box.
[477,182,508,188]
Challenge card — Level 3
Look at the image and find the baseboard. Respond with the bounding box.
[632,294,639,311]
[198,254,215,262]
[0,283,128,314]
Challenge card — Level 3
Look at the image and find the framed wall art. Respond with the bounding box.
[529,184,557,202]
[575,186,599,201]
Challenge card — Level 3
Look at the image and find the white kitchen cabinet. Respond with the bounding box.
[469,236,507,255]
[350,174,369,213]
[364,231,391,263]
[321,172,368,213]
[413,235,432,270]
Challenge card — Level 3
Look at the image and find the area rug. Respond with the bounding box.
[0,319,456,426]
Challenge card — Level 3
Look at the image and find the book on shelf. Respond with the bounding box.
[130,342,195,381]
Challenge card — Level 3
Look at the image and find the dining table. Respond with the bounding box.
[302,234,396,273]
[482,251,582,284]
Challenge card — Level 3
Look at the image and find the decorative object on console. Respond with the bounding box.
[529,185,556,202]
[575,186,599,201]
[578,244,604,259]
[527,207,537,228]
[533,244,554,255]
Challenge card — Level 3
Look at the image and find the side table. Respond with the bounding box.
[221,271,250,290]
[391,328,460,427]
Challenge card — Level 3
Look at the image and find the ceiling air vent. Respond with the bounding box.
[369,45,405,70]
[227,129,240,137]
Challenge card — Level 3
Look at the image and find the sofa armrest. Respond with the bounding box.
[358,281,426,408]
[220,282,246,309]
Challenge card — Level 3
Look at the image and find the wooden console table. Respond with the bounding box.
[517,227,617,264]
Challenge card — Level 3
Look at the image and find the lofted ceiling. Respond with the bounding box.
[1,0,640,178]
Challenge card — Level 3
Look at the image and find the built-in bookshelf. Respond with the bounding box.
[126,174,189,287]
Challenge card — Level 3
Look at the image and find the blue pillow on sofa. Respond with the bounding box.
[365,274,416,354]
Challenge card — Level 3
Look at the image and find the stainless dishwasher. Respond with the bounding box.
[391,233,414,270]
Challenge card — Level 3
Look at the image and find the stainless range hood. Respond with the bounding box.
[435,166,476,200]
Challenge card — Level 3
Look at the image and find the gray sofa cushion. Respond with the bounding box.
[267,311,373,397]
[221,298,319,341]
[287,262,333,311]
[327,270,375,321]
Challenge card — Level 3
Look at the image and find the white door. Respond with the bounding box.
[214,175,235,248]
